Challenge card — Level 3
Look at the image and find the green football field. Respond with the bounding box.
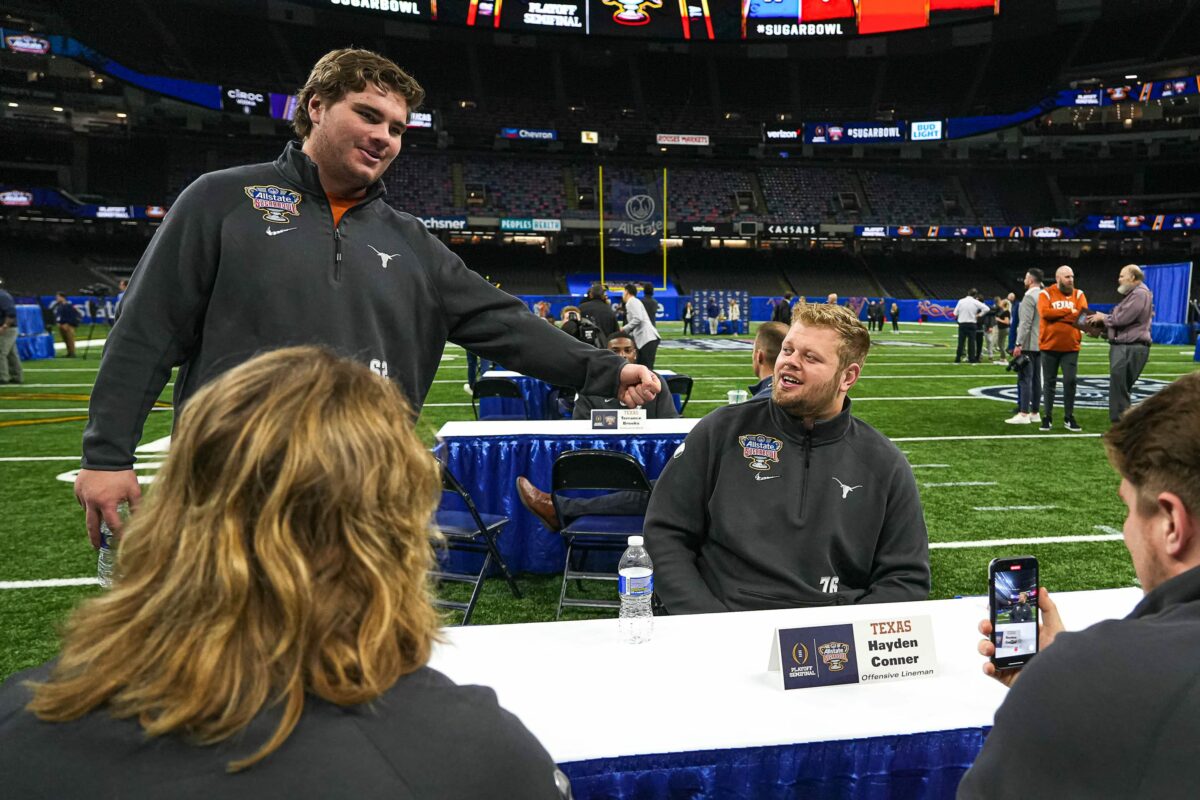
[2,323,1197,680]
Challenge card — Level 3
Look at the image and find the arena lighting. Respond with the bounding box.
[1125,74,1138,80]
[52,106,63,112]
[115,112,127,118]
[6,102,16,108]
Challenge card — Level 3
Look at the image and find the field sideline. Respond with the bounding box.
[2,322,1197,679]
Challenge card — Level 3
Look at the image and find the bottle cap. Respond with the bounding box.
[628,535,644,547]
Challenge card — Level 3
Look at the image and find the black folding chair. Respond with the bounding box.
[432,466,522,625]
[551,450,652,620]
[471,376,529,421]
[665,374,694,415]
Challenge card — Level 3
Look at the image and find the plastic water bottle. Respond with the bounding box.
[97,502,127,589]
[618,535,654,644]
[97,519,116,589]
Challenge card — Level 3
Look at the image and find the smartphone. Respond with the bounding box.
[988,556,1039,670]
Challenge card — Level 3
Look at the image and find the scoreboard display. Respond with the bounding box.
[742,0,999,39]
[301,0,996,39]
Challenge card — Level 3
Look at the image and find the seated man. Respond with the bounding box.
[572,333,677,420]
[645,302,930,614]
[748,322,788,397]
[518,333,675,529]
[959,371,1200,798]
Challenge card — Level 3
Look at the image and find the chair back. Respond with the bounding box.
[472,376,528,420]
[665,374,694,414]
[552,449,652,496]
[439,465,488,535]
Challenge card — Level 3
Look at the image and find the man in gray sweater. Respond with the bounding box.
[1087,264,1153,423]
[74,49,660,548]
[645,302,930,614]
[1005,268,1044,425]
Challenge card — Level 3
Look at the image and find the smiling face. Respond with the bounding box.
[772,323,861,423]
[301,86,408,198]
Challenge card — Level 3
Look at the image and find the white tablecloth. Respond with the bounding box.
[428,588,1141,764]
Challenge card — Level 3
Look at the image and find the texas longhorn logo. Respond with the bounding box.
[602,0,661,25]
[739,434,783,472]
[244,185,302,224]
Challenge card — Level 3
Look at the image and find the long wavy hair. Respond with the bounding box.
[28,346,442,771]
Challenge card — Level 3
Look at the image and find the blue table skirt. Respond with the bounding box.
[437,432,686,574]
[1150,322,1189,345]
[16,304,44,336]
[480,374,553,420]
[561,727,987,800]
[16,333,55,360]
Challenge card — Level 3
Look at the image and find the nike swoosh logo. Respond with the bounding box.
[755,474,780,481]
[266,227,296,236]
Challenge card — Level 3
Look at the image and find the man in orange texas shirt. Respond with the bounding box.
[1037,265,1088,432]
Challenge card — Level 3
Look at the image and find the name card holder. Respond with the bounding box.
[768,616,937,690]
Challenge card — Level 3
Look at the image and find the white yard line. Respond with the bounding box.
[0,577,100,589]
[1,383,173,388]
[0,407,172,413]
[0,456,83,462]
[923,481,999,488]
[930,532,1123,549]
[909,464,952,468]
[893,433,1100,442]
[972,505,1060,511]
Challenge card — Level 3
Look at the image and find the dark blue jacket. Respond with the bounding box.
[54,300,82,326]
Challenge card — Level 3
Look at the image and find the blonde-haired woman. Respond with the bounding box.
[0,347,568,798]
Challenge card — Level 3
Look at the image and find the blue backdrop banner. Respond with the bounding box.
[1141,262,1193,325]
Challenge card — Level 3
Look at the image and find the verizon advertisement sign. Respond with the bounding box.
[656,133,710,146]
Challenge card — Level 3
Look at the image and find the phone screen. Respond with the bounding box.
[989,556,1039,670]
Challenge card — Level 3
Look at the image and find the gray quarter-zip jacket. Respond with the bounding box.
[82,142,625,469]
[645,396,930,614]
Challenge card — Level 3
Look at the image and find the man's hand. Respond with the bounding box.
[618,364,661,408]
[75,468,142,549]
[1012,345,1022,358]
[1087,311,1108,325]
[976,588,1065,688]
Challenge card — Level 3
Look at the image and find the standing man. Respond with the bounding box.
[826,293,838,305]
[748,321,788,397]
[0,277,21,385]
[1038,265,1088,432]
[74,48,660,548]
[960,372,1200,798]
[579,283,617,336]
[51,293,82,358]
[953,289,989,364]
[1006,269,1043,425]
[620,283,661,371]
[645,302,930,614]
[890,300,900,332]
[993,298,1011,364]
[706,297,720,335]
[772,293,794,324]
[641,283,659,324]
[1088,264,1153,424]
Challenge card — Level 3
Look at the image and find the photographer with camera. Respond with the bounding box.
[1005,269,1043,425]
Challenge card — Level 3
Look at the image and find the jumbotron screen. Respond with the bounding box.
[742,0,999,39]
[302,0,997,39]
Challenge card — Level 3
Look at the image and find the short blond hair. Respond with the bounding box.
[293,48,425,139]
[791,301,871,369]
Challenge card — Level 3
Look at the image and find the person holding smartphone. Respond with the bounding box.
[958,371,1200,798]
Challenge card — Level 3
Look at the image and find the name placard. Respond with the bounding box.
[768,616,937,690]
[617,408,647,430]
